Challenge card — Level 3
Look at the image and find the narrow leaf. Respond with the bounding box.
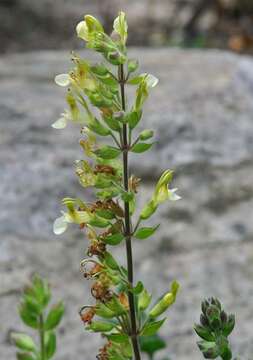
[104,233,124,245]
[141,318,166,336]
[45,301,64,330]
[17,353,35,360]
[95,146,121,159]
[45,331,56,359]
[134,225,160,240]
[131,142,153,153]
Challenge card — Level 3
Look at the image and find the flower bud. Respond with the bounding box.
[127,59,139,73]
[139,129,154,141]
[85,15,104,33]
[149,281,179,318]
[76,20,89,41]
[87,321,115,332]
[140,200,157,220]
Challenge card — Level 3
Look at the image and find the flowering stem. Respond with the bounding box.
[39,314,46,360]
[119,63,141,360]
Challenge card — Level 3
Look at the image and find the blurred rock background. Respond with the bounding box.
[1,1,253,360]
[1,0,253,53]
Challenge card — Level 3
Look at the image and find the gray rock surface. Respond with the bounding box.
[1,48,253,359]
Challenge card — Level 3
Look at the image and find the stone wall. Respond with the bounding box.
[1,48,253,359]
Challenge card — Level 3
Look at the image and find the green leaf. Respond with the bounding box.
[19,304,39,329]
[45,301,64,330]
[16,353,35,360]
[96,209,115,220]
[106,297,127,316]
[126,110,142,129]
[45,331,56,359]
[89,215,111,228]
[88,118,110,136]
[23,295,42,316]
[87,321,115,332]
[121,340,133,358]
[138,288,152,311]
[120,190,134,203]
[95,146,121,159]
[131,142,153,153]
[128,73,158,88]
[104,233,124,245]
[11,333,36,353]
[131,281,144,295]
[140,334,166,356]
[95,303,117,319]
[141,318,166,336]
[134,225,160,240]
[103,115,122,131]
[31,274,51,307]
[107,334,128,343]
[104,252,119,270]
[127,75,144,85]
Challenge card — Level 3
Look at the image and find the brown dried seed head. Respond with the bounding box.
[80,307,96,324]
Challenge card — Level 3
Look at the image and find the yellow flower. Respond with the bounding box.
[76,15,104,42]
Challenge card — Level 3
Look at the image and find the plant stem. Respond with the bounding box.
[39,314,46,360]
[119,63,141,360]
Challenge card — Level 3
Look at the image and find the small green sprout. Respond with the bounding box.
[195,298,236,360]
[11,274,64,360]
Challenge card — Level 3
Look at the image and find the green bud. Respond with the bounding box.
[149,281,179,318]
[87,321,115,332]
[113,11,128,45]
[206,305,221,329]
[220,310,228,324]
[85,15,104,33]
[140,200,157,220]
[194,324,215,342]
[197,341,219,358]
[139,129,154,141]
[106,51,126,66]
[11,333,36,353]
[200,314,209,328]
[201,300,209,315]
[138,288,152,311]
[223,314,235,336]
[113,111,126,123]
[127,59,139,73]
[95,303,116,319]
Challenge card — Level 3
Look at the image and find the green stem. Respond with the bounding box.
[119,63,141,360]
[39,314,46,360]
